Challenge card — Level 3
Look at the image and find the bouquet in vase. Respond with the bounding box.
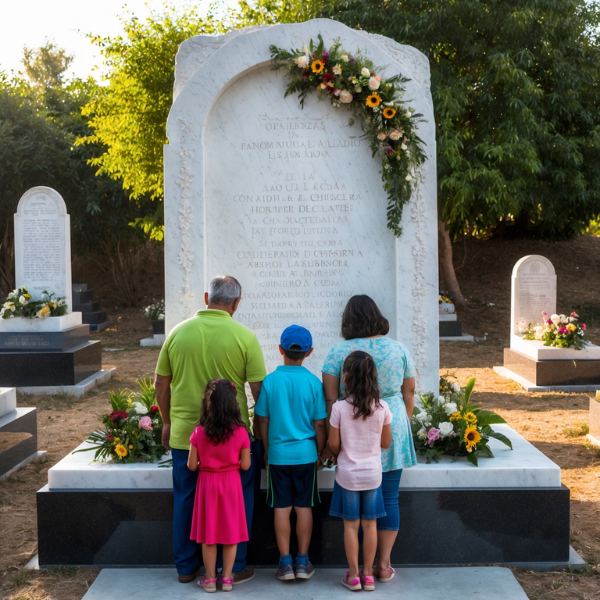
[411,374,512,466]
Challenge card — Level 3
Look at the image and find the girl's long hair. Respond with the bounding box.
[199,379,244,445]
[343,351,381,420]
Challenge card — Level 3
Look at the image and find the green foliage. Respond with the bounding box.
[77,7,225,239]
[563,421,590,437]
[22,39,74,88]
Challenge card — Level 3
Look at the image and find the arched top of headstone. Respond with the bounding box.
[16,186,68,216]
[512,255,556,279]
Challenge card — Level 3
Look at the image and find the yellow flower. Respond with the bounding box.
[311,60,324,74]
[49,302,56,309]
[365,93,382,108]
[24,293,31,299]
[464,426,481,449]
[567,323,576,332]
[382,107,396,119]
[449,412,462,422]
[115,444,128,457]
[40,305,51,317]
[465,412,477,424]
[22,287,28,293]
[129,444,133,449]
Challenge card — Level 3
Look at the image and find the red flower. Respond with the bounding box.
[106,434,113,442]
[110,410,129,423]
[322,73,335,87]
[151,406,160,414]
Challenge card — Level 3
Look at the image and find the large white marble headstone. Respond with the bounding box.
[14,186,73,312]
[164,20,439,393]
[510,255,556,336]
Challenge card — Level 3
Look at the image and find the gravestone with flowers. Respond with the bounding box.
[0,186,110,393]
[494,255,600,390]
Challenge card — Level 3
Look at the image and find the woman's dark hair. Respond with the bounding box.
[343,351,381,420]
[200,379,244,445]
[341,295,389,340]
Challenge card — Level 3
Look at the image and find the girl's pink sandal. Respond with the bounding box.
[198,575,217,593]
[375,566,395,583]
[221,575,234,592]
[361,573,375,591]
[341,571,362,591]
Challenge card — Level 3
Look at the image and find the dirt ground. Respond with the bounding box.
[1,236,600,599]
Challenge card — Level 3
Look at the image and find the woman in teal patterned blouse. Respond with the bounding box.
[322,295,417,583]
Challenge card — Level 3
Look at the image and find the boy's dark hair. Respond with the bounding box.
[200,379,244,445]
[341,295,390,340]
[343,350,381,420]
[283,343,308,361]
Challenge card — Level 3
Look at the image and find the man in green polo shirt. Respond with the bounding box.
[155,275,266,585]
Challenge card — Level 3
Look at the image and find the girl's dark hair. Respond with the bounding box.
[343,351,381,420]
[341,295,389,340]
[200,379,244,445]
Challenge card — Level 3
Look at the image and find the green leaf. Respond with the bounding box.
[463,378,476,404]
[477,444,495,459]
[487,429,513,450]
[465,451,478,466]
[476,410,507,427]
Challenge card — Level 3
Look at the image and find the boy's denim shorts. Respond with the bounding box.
[329,480,386,521]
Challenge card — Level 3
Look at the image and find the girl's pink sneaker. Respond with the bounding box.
[361,573,375,591]
[341,571,362,591]
[221,575,234,592]
[198,575,217,593]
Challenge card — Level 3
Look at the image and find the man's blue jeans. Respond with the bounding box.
[171,440,260,576]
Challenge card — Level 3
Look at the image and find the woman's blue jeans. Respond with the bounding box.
[376,469,403,531]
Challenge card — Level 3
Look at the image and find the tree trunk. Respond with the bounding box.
[438,219,467,309]
[0,221,15,299]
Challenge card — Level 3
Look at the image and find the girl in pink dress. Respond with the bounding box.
[188,379,251,593]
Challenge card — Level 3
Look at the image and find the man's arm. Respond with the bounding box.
[258,416,270,465]
[155,374,173,450]
[249,381,263,440]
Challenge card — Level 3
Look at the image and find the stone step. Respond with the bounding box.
[82,311,108,325]
[73,302,100,313]
[81,567,528,600]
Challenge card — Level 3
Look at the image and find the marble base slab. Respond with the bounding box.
[0,312,82,332]
[439,314,457,321]
[511,335,600,361]
[79,567,528,600]
[493,366,600,392]
[140,334,166,347]
[18,367,116,398]
[49,425,559,490]
[0,388,17,418]
[440,333,475,342]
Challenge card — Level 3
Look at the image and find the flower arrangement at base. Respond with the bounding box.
[411,374,512,466]
[1,287,67,319]
[75,378,166,463]
[522,311,588,350]
[143,300,165,321]
[270,35,426,237]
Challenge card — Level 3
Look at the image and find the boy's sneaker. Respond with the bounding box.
[294,561,315,579]
[277,564,295,581]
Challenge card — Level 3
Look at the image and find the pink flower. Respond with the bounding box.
[558,326,568,335]
[571,312,579,317]
[139,416,152,431]
[542,311,548,316]
[375,75,381,81]
[425,427,440,446]
[582,324,587,330]
[386,147,393,155]
[334,89,341,96]
[546,319,553,325]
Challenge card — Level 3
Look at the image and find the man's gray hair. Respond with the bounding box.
[208,276,242,306]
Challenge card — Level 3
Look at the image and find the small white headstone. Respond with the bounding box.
[510,255,556,335]
[14,186,73,312]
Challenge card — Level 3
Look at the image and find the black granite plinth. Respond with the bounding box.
[0,325,90,352]
[0,408,37,478]
[0,341,101,386]
[72,290,94,304]
[504,349,600,386]
[152,321,165,335]
[83,310,109,325]
[73,302,100,313]
[37,485,570,567]
[440,320,462,337]
[72,284,88,292]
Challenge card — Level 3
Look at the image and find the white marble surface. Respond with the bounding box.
[0,312,82,332]
[439,314,457,321]
[0,388,16,418]
[140,334,165,347]
[511,335,600,361]
[440,333,475,342]
[49,424,559,490]
[510,255,556,336]
[14,187,73,312]
[163,20,439,394]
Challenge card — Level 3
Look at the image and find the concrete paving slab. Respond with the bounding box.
[82,567,528,600]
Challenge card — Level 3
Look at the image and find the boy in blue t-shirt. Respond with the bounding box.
[255,325,327,582]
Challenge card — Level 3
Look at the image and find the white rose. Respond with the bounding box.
[355,86,362,93]
[569,316,575,322]
[444,402,458,416]
[296,55,309,69]
[389,130,402,141]
[452,382,461,393]
[401,143,408,151]
[368,76,380,90]
[550,314,561,325]
[406,110,411,118]
[361,67,370,77]
[19,295,27,304]
[134,402,148,415]
[534,325,544,340]
[415,411,429,423]
[417,429,427,440]
[438,396,447,404]
[341,54,349,62]
[439,422,454,437]
[405,174,412,181]
[339,90,353,103]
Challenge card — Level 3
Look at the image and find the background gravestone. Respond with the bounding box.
[164,20,438,393]
[14,186,73,312]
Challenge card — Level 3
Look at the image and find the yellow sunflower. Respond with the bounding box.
[464,426,481,451]
[383,107,396,119]
[115,444,128,457]
[465,412,477,424]
[311,60,324,74]
[129,444,134,449]
[449,412,462,422]
[365,93,382,108]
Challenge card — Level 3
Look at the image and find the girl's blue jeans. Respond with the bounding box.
[376,469,403,531]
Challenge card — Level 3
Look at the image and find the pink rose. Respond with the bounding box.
[425,427,440,446]
[582,324,587,330]
[139,416,152,431]
[389,130,402,141]
[571,312,579,317]
[339,90,353,104]
[557,326,568,335]
[375,75,381,81]
[377,132,388,140]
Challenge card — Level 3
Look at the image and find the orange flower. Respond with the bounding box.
[365,93,382,108]
[383,107,396,119]
[311,60,324,74]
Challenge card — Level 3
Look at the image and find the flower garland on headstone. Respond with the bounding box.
[0,287,67,319]
[270,35,427,237]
